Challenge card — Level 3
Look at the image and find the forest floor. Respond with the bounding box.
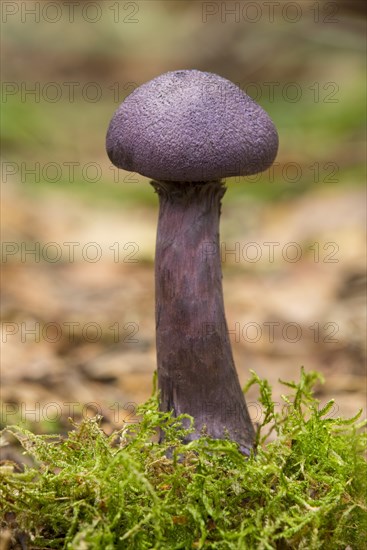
[1,181,366,442]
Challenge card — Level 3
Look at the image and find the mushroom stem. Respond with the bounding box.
[151,180,255,455]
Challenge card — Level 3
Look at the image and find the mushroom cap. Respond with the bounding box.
[106,70,278,182]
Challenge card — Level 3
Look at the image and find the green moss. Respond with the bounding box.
[1,369,366,549]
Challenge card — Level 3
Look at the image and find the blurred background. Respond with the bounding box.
[1,0,366,435]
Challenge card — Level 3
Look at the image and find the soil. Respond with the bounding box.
[1,182,366,445]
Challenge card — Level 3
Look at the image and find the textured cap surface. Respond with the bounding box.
[106,70,278,182]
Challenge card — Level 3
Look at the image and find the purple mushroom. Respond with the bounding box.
[106,70,278,455]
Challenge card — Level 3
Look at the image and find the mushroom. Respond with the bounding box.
[106,70,278,455]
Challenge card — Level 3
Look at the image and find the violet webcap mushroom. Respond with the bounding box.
[106,70,278,455]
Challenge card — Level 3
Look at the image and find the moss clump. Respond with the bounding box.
[1,369,366,549]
